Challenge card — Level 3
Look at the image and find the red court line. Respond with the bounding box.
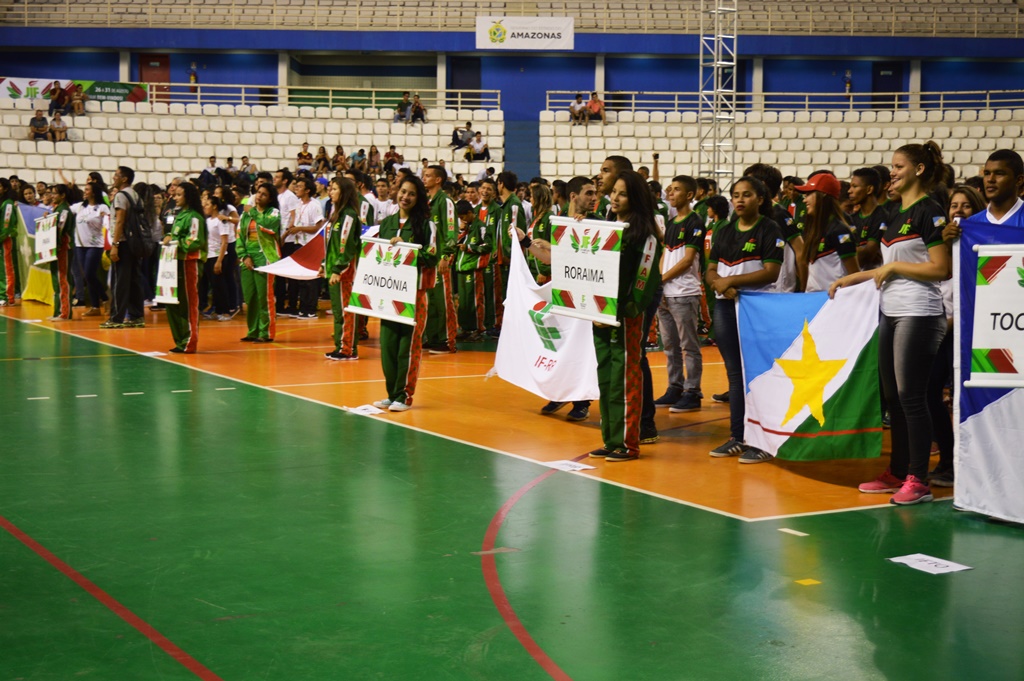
[748,419,884,438]
[0,514,224,681]
[481,467,575,681]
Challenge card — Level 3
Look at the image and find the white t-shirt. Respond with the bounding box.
[71,201,110,248]
[570,101,586,114]
[206,216,228,258]
[220,204,238,243]
[278,189,299,243]
[293,198,324,246]
[470,138,487,154]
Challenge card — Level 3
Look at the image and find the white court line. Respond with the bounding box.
[76,394,98,399]
[13,317,861,524]
[215,387,236,391]
[27,396,49,400]
[123,392,144,396]
[778,527,809,537]
[270,373,491,388]
[171,389,193,394]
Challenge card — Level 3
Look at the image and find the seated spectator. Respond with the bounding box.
[47,81,70,117]
[49,111,68,142]
[570,93,587,125]
[296,143,313,172]
[238,156,258,180]
[383,145,405,173]
[367,145,382,176]
[332,145,348,173]
[410,94,427,124]
[314,146,330,173]
[195,156,220,189]
[450,122,473,149]
[464,132,491,161]
[394,91,412,124]
[69,84,86,116]
[224,157,238,177]
[29,110,49,140]
[587,91,606,125]
[416,158,429,178]
[349,148,367,173]
[475,166,495,182]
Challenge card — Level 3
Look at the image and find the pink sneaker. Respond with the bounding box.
[858,468,905,494]
[890,475,934,505]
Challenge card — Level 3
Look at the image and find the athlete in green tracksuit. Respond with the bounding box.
[164,183,207,353]
[423,166,458,352]
[478,180,502,332]
[324,177,362,360]
[48,187,74,320]
[588,171,663,463]
[373,177,438,412]
[494,174,526,330]
[454,200,491,340]
[526,209,552,283]
[236,184,282,342]
[0,187,17,306]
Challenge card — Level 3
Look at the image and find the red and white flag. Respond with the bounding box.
[255,229,325,280]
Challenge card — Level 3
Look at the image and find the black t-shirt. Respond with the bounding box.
[708,215,785,299]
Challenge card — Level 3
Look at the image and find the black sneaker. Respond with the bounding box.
[540,401,568,415]
[325,351,345,360]
[710,439,746,458]
[712,392,729,403]
[606,449,639,462]
[241,336,257,342]
[669,392,701,413]
[587,448,612,459]
[640,425,659,444]
[654,389,682,408]
[566,403,590,421]
[739,447,773,464]
[928,468,955,488]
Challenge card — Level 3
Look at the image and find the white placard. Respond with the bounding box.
[154,244,179,305]
[33,213,57,265]
[888,553,973,575]
[543,460,597,472]
[966,245,1024,388]
[548,216,623,327]
[476,16,574,51]
[347,404,386,415]
[344,236,421,327]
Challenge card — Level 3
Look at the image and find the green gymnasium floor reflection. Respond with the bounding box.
[2,318,1022,681]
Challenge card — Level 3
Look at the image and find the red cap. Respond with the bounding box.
[795,173,841,199]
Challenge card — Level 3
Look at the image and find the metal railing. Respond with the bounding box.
[140,83,501,110]
[546,90,1024,113]
[0,0,1020,37]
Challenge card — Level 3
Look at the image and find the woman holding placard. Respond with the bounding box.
[586,170,663,462]
[163,183,207,353]
[373,176,438,412]
[324,177,363,361]
[48,184,75,321]
[236,184,282,343]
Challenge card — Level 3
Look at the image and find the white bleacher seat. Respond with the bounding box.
[540,149,557,164]
[977,109,995,122]
[552,110,570,123]
[346,108,362,120]
[842,111,859,123]
[650,111,666,124]
[746,111,762,124]
[875,111,893,123]
[540,110,555,123]
[634,111,651,124]
[605,138,621,151]
[838,139,855,152]
[770,139,787,152]
[810,111,826,123]
[634,124,650,138]
[540,163,557,178]
[960,110,978,122]
[908,110,926,123]
[312,107,329,120]
[762,111,779,124]
[101,101,118,113]
[826,111,843,123]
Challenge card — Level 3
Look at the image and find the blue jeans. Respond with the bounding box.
[713,297,744,441]
[75,246,104,308]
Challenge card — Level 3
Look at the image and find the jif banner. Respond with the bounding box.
[346,236,421,326]
[475,17,574,50]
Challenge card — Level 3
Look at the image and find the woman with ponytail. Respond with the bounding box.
[792,172,860,292]
[830,141,950,505]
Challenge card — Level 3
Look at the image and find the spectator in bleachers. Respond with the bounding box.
[450,121,473,149]
[349,148,367,173]
[239,156,258,180]
[296,143,314,173]
[476,166,495,182]
[47,82,70,117]
[410,94,427,124]
[465,133,491,162]
[383,145,404,173]
[331,146,348,173]
[49,112,68,142]
[586,92,607,125]
[195,156,220,189]
[570,94,587,125]
[69,84,86,116]
[367,145,382,176]
[224,157,238,178]
[394,91,412,124]
[416,158,429,178]
[28,110,49,140]
[313,146,330,174]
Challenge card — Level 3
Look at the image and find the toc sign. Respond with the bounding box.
[548,216,623,327]
[475,16,574,51]
[967,244,1024,388]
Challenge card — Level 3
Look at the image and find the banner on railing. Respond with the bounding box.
[0,78,148,103]
[476,16,574,51]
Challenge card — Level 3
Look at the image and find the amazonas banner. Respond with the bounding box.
[345,236,420,327]
[740,284,882,460]
[492,227,599,402]
[955,216,1024,524]
[548,216,623,327]
[475,17,574,50]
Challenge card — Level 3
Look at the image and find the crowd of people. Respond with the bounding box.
[3,132,1016,506]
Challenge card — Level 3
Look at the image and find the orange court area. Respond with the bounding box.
[3,300,951,520]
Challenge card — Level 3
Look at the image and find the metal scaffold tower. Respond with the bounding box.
[697,0,738,187]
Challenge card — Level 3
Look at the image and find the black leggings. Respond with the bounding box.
[927,327,954,474]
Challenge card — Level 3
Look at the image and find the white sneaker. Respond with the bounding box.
[373,399,392,409]
[388,401,411,412]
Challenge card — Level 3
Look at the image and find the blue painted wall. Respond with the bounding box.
[1,50,119,80]
[763,58,875,96]
[606,57,700,92]
[479,55,595,121]
[130,52,278,86]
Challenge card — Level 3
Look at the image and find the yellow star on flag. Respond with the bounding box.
[775,320,846,427]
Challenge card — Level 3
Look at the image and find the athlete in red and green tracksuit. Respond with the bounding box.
[455,206,492,338]
[494,189,526,329]
[375,203,438,410]
[526,209,552,283]
[49,192,74,320]
[480,195,502,331]
[424,184,458,352]
[236,191,282,342]
[164,197,207,353]
[325,200,362,359]
[591,225,662,462]
[0,195,18,305]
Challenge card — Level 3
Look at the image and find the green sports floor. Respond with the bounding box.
[2,317,1022,681]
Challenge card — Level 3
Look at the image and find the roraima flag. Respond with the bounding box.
[345,236,421,326]
[548,216,624,327]
[740,284,883,461]
[476,16,574,51]
[493,231,599,402]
